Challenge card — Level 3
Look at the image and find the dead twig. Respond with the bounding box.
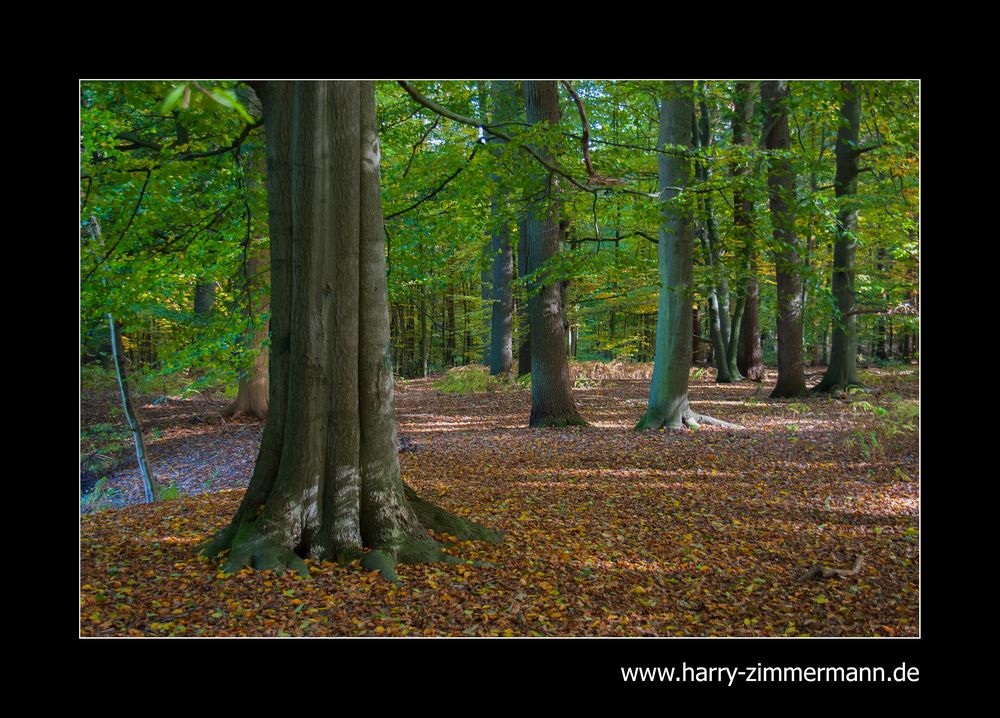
[797,555,864,582]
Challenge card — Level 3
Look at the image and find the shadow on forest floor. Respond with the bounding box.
[80,364,919,637]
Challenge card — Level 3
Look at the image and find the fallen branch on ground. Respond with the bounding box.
[797,555,864,582]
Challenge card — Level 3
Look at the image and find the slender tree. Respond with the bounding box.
[109,316,161,502]
[762,81,807,397]
[815,81,863,393]
[487,81,517,376]
[694,92,741,382]
[733,82,765,381]
[202,81,499,581]
[637,82,739,430]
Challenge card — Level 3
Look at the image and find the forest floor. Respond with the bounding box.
[80,365,919,637]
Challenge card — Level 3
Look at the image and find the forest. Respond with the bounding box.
[79,80,919,641]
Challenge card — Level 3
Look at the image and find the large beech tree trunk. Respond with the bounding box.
[815,81,862,393]
[522,81,585,427]
[202,82,499,581]
[637,82,739,431]
[762,81,807,398]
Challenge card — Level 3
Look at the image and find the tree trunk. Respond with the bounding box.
[695,94,741,383]
[516,221,531,377]
[732,82,765,382]
[223,246,270,419]
[194,282,216,316]
[815,81,862,393]
[444,287,456,368]
[522,81,585,427]
[420,283,429,378]
[488,81,516,376]
[109,316,160,502]
[762,81,807,397]
[202,81,499,582]
[637,82,739,431]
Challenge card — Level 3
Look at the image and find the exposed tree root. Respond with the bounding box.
[201,485,502,584]
[529,412,588,428]
[686,410,744,430]
[404,483,503,543]
[636,401,744,431]
[797,555,863,582]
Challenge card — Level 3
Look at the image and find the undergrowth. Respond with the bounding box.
[844,390,918,459]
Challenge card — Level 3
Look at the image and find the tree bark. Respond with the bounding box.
[637,82,740,431]
[695,95,741,382]
[732,82,765,382]
[522,81,585,427]
[223,247,270,419]
[762,81,807,397]
[488,81,516,376]
[815,81,863,393]
[203,81,499,581]
[109,315,160,502]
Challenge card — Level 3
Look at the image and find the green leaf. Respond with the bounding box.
[209,89,254,123]
[158,83,187,115]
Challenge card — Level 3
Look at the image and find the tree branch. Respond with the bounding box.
[81,169,152,285]
[561,80,595,179]
[385,141,481,221]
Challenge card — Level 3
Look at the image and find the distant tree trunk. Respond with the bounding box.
[637,82,739,430]
[732,82,764,381]
[109,315,160,502]
[481,256,490,366]
[224,247,270,419]
[420,284,429,378]
[762,81,807,397]
[815,81,863,393]
[522,81,584,427]
[728,293,745,373]
[444,287,456,368]
[488,81,516,376]
[695,94,740,383]
[516,218,532,377]
[194,282,216,316]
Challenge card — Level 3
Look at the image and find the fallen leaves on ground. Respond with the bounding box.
[80,366,918,637]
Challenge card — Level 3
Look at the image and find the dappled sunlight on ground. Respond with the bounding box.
[81,364,918,636]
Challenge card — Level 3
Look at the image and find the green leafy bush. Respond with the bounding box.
[81,477,120,513]
[432,366,525,395]
[159,482,183,500]
[845,392,918,459]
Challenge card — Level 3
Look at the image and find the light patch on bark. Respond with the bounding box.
[333,468,362,548]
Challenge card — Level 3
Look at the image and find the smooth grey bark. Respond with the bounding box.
[202,81,498,581]
[109,316,160,502]
[637,82,740,431]
[488,81,517,376]
[762,81,807,397]
[522,81,584,427]
[516,216,531,377]
[732,82,764,382]
[480,264,490,366]
[420,283,429,377]
[694,95,740,382]
[815,81,863,393]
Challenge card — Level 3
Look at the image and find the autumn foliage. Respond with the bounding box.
[80,367,917,637]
